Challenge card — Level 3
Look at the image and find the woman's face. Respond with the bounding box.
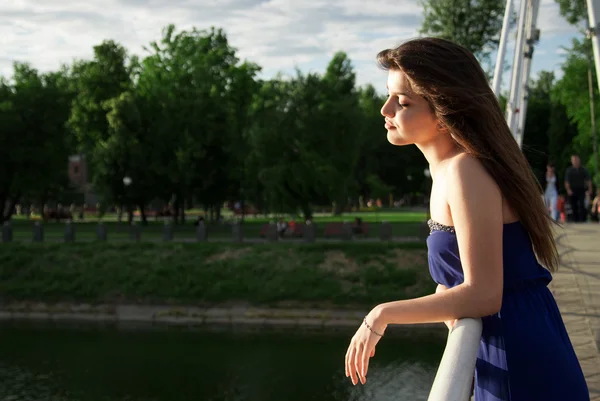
[380,69,440,146]
[547,165,554,173]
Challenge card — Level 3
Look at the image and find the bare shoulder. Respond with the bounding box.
[444,152,503,226]
[446,153,493,185]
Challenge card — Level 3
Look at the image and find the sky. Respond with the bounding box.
[0,0,586,95]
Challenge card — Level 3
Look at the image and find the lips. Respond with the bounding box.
[385,120,396,130]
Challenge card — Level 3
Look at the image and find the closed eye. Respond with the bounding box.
[386,94,409,108]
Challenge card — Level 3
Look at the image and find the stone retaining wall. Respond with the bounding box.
[0,302,446,338]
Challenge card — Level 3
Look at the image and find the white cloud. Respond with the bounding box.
[0,0,584,92]
[537,0,584,35]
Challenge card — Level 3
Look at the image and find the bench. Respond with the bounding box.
[43,210,73,221]
[259,223,305,238]
[324,222,369,237]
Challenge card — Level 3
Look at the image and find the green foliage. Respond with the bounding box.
[68,40,133,152]
[418,0,506,64]
[554,0,587,25]
[552,38,600,184]
[0,25,429,222]
[3,21,595,222]
[522,72,555,181]
[0,63,76,222]
[0,242,432,307]
[246,52,366,217]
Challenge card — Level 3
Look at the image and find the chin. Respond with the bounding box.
[387,130,411,146]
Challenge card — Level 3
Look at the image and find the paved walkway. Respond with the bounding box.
[552,223,600,400]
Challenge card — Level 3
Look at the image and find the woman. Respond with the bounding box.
[544,163,559,221]
[344,38,589,400]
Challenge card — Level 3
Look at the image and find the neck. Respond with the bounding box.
[416,134,460,177]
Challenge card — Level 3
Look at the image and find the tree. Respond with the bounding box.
[92,91,158,224]
[247,74,325,218]
[547,102,579,184]
[555,0,587,25]
[521,71,578,187]
[320,52,363,213]
[135,25,252,222]
[522,71,554,181]
[247,53,364,219]
[0,64,75,223]
[553,38,600,183]
[1,23,447,221]
[67,40,135,215]
[419,0,506,64]
[69,40,133,153]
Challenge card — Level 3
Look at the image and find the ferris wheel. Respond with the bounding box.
[493,0,600,150]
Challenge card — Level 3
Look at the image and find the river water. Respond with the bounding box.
[0,322,445,401]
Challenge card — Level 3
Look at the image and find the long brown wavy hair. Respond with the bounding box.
[377,37,559,271]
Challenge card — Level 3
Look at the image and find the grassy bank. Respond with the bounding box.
[0,242,433,308]
[7,210,427,241]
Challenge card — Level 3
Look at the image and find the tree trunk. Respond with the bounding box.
[301,202,313,221]
[173,193,182,224]
[127,203,134,225]
[333,202,344,216]
[0,192,7,224]
[39,197,48,222]
[216,204,222,221]
[139,203,148,225]
[4,195,18,222]
[239,199,245,222]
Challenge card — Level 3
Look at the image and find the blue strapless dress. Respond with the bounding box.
[427,220,589,401]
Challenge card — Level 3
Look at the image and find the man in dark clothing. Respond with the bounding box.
[564,155,592,222]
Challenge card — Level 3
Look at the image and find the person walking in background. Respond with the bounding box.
[544,163,559,221]
[564,155,592,222]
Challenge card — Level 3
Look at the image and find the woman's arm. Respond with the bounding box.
[435,284,457,330]
[369,154,504,328]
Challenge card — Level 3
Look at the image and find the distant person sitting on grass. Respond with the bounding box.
[344,37,589,401]
[287,218,297,236]
[276,218,288,238]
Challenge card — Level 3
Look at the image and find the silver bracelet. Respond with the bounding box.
[363,317,384,337]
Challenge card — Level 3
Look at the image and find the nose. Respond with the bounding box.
[380,97,394,118]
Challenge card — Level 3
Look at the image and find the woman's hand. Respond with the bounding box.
[445,318,457,330]
[344,310,387,385]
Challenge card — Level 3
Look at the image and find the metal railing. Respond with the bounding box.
[427,318,482,401]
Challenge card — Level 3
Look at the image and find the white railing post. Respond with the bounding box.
[427,318,483,401]
[516,0,541,148]
[492,0,514,97]
[587,0,600,94]
[506,0,530,145]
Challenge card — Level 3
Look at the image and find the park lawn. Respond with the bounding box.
[6,210,427,241]
[0,242,434,309]
[10,209,426,224]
